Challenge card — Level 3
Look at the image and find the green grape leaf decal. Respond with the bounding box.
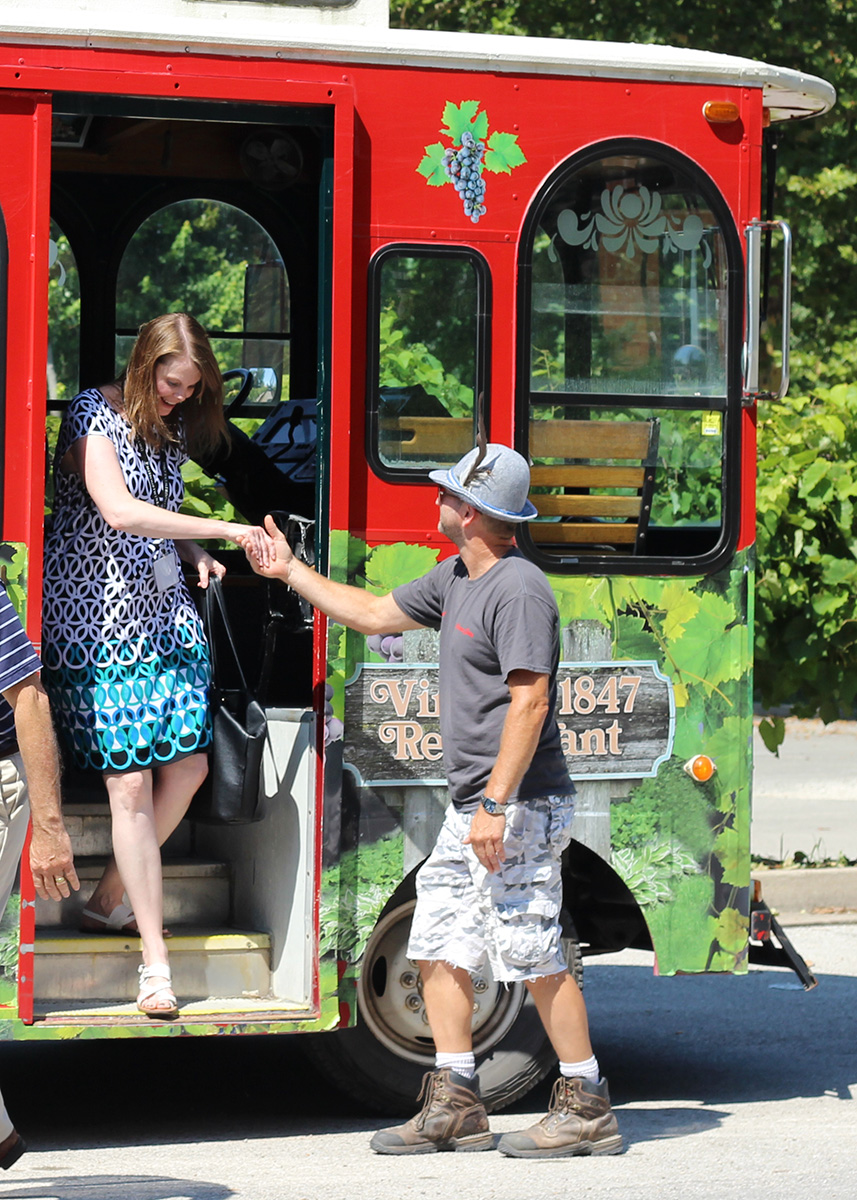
[440,100,488,145]
[485,130,528,175]
[418,143,451,188]
[417,101,527,224]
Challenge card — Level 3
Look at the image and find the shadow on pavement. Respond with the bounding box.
[1,957,852,1151]
[584,960,857,1108]
[0,1175,232,1199]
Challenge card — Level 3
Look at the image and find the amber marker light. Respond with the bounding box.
[684,754,716,782]
[702,100,741,125]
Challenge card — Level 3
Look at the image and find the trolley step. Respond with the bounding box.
[32,928,271,1003]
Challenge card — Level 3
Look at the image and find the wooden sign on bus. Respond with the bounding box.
[342,660,675,787]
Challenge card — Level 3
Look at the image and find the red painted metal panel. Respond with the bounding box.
[0,89,51,1025]
[0,90,51,642]
[345,72,763,553]
[0,42,762,557]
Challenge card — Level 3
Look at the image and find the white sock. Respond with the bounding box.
[559,1055,600,1083]
[436,1052,476,1079]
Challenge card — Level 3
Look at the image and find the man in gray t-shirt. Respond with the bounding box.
[393,549,572,809]
[240,443,622,1160]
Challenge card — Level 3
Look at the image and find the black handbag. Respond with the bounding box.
[190,576,268,824]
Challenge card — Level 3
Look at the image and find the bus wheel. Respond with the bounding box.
[306,896,582,1116]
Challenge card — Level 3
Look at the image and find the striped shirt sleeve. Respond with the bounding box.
[0,584,41,756]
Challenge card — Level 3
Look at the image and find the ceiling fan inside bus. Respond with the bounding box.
[239,128,304,190]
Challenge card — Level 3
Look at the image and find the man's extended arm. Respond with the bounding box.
[4,673,79,901]
[241,514,422,635]
[464,669,551,873]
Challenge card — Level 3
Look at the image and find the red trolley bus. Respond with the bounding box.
[0,0,833,1112]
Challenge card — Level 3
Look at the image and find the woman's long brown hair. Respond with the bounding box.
[120,312,228,457]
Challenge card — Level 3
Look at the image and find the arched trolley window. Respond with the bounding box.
[517,140,743,575]
[116,198,290,414]
[367,245,491,481]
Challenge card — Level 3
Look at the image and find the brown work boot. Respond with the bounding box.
[497,1075,624,1158]
[370,1069,494,1154]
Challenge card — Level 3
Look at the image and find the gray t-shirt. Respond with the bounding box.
[393,549,573,808]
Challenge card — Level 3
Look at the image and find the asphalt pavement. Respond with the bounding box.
[1,923,854,1200]
[0,717,851,1199]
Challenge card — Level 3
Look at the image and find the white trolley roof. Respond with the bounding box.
[0,0,835,123]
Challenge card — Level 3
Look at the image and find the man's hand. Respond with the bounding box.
[30,823,79,902]
[239,514,294,582]
[464,804,507,874]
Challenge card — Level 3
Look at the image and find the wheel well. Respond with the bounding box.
[370,839,651,966]
[373,864,420,931]
[563,839,652,954]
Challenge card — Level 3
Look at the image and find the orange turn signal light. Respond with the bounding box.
[684,754,716,783]
[702,101,740,125]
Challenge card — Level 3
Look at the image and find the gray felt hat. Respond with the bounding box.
[429,443,537,522]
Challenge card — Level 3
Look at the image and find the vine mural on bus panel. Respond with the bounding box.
[417,101,527,224]
[321,531,753,979]
[0,545,29,998]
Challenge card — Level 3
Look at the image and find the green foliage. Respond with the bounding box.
[758,714,786,755]
[614,758,713,860]
[612,841,700,907]
[379,308,473,418]
[392,0,857,721]
[0,892,20,978]
[755,386,857,719]
[319,834,404,963]
[552,563,752,967]
[612,758,714,913]
[646,872,715,972]
[0,542,28,617]
[48,229,81,400]
[115,199,254,350]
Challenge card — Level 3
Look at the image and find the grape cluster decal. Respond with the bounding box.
[366,633,404,664]
[442,131,487,222]
[418,101,526,225]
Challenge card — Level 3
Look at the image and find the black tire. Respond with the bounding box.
[305,894,583,1116]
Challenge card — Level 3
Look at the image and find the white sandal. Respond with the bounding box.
[137,962,178,1019]
[80,903,137,934]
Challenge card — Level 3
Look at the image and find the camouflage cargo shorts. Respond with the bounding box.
[406,794,576,983]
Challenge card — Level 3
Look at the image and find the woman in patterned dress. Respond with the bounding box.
[41,313,273,1017]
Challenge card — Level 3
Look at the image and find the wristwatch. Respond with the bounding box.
[481,795,506,816]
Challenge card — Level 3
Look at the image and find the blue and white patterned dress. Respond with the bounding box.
[41,389,212,773]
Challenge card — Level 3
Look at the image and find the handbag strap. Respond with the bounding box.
[256,609,281,706]
[204,576,253,696]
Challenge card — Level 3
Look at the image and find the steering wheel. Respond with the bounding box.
[222,367,255,418]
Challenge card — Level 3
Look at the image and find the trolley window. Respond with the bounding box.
[518,141,742,574]
[367,245,490,480]
[116,198,289,410]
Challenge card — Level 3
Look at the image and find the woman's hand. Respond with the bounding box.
[194,550,226,589]
[232,523,276,571]
[175,540,227,588]
[238,514,294,583]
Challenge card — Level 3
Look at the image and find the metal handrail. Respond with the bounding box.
[743,219,792,403]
